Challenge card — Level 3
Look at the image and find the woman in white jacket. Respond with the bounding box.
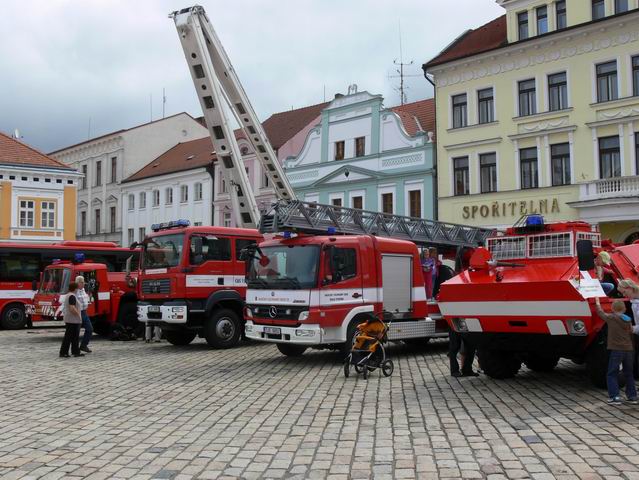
[619,279,639,333]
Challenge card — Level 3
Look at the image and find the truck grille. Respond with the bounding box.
[249,305,306,321]
[141,279,171,294]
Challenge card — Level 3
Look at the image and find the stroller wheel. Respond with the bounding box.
[363,366,368,380]
[343,361,350,378]
[354,364,365,374]
[381,360,394,377]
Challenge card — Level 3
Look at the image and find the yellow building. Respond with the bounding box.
[424,0,639,244]
[0,132,80,243]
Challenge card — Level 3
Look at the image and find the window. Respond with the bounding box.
[140,192,146,209]
[352,196,363,210]
[221,177,227,194]
[334,141,345,160]
[190,236,231,265]
[195,182,203,201]
[596,61,618,102]
[409,190,421,218]
[152,190,160,207]
[41,201,55,228]
[139,227,146,241]
[520,147,539,189]
[80,211,87,236]
[615,0,628,14]
[551,143,571,186]
[128,194,135,211]
[19,200,34,227]
[110,157,117,183]
[592,0,605,19]
[180,185,188,203]
[635,133,639,175]
[95,209,101,234]
[479,153,497,193]
[236,239,257,260]
[452,94,467,128]
[128,228,134,246]
[633,56,639,96]
[518,79,536,116]
[331,197,342,207]
[327,248,357,283]
[599,136,621,178]
[537,6,548,34]
[518,11,529,40]
[453,157,469,196]
[194,222,202,226]
[355,137,365,157]
[165,187,173,205]
[81,165,87,190]
[556,0,567,29]
[261,171,269,189]
[477,88,494,124]
[95,160,102,186]
[381,193,393,214]
[110,206,116,233]
[548,72,568,111]
[223,212,232,227]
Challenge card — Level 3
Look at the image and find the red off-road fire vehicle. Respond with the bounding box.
[30,256,139,335]
[438,216,639,387]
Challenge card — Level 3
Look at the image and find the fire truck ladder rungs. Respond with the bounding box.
[260,200,496,248]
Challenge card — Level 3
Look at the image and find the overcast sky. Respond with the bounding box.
[0,0,504,153]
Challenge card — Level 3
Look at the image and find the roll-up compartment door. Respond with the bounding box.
[381,254,412,313]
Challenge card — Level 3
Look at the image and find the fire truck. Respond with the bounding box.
[30,254,139,336]
[438,215,639,388]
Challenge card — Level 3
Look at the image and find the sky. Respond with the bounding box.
[0,0,504,153]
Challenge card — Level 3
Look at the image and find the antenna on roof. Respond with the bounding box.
[162,87,166,119]
[150,93,153,122]
[388,19,420,105]
[12,129,21,139]
[87,117,92,140]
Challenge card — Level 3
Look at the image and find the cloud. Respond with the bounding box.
[0,0,503,152]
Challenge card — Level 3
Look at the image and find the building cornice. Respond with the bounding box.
[443,137,503,151]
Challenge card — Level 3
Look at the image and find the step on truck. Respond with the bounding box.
[438,215,639,388]
[136,220,262,348]
[29,254,139,336]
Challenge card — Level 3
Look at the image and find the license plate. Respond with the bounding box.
[263,327,281,335]
[148,306,161,313]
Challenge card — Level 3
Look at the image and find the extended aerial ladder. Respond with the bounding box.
[171,5,494,249]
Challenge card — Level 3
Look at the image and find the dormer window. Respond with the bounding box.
[536,6,548,35]
[518,11,529,40]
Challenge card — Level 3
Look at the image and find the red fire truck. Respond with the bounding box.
[30,255,139,335]
[136,220,262,347]
[438,215,639,387]
[0,241,138,330]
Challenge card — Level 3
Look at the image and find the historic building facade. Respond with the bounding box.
[0,132,80,243]
[50,113,208,243]
[283,91,436,219]
[424,0,639,243]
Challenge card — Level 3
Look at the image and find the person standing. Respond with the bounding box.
[75,276,93,353]
[59,282,84,358]
[448,330,479,377]
[145,323,162,343]
[619,279,639,320]
[429,247,441,297]
[595,297,637,405]
[421,249,434,299]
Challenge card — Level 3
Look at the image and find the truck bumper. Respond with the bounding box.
[138,301,188,325]
[245,321,323,345]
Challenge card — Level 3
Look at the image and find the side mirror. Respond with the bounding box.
[125,255,133,276]
[31,279,38,291]
[129,241,139,250]
[576,240,595,272]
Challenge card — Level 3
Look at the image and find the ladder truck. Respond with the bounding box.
[136,5,493,350]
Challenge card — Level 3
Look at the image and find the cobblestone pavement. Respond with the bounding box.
[2,327,639,480]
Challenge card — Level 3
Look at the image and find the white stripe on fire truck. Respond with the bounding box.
[185,275,247,288]
[0,290,35,300]
[247,287,428,307]
[438,301,591,318]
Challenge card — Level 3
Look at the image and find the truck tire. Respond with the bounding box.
[339,319,360,356]
[204,308,241,349]
[477,349,521,379]
[586,336,609,389]
[165,330,197,346]
[1,303,27,330]
[276,344,307,357]
[524,355,560,372]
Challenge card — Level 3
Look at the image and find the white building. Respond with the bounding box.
[50,113,208,243]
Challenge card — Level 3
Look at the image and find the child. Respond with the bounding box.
[595,297,637,405]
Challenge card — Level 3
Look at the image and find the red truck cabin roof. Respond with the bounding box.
[260,234,419,253]
[146,226,262,239]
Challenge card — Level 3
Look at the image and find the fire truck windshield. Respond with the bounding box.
[39,268,71,294]
[247,245,319,290]
[143,233,184,270]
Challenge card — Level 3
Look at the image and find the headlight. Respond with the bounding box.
[567,319,587,336]
[295,329,315,337]
[453,318,468,332]
[245,324,253,332]
[171,307,184,312]
[246,308,253,318]
[298,311,309,321]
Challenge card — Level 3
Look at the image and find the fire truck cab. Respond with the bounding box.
[244,232,439,356]
[136,220,262,348]
[30,255,138,335]
[439,216,639,387]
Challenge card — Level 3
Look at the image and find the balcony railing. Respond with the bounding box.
[579,175,639,201]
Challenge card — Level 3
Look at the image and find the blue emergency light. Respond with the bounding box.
[151,219,190,232]
[283,231,292,239]
[73,253,85,264]
[526,215,544,227]
[327,227,337,235]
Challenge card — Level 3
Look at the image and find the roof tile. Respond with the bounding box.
[0,131,74,170]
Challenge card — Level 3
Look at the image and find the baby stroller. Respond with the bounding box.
[343,312,394,379]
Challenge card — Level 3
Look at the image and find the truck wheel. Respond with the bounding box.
[165,330,197,346]
[204,308,241,349]
[524,355,560,372]
[1,303,26,330]
[339,318,361,356]
[477,349,521,379]
[276,343,307,357]
[586,336,609,389]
